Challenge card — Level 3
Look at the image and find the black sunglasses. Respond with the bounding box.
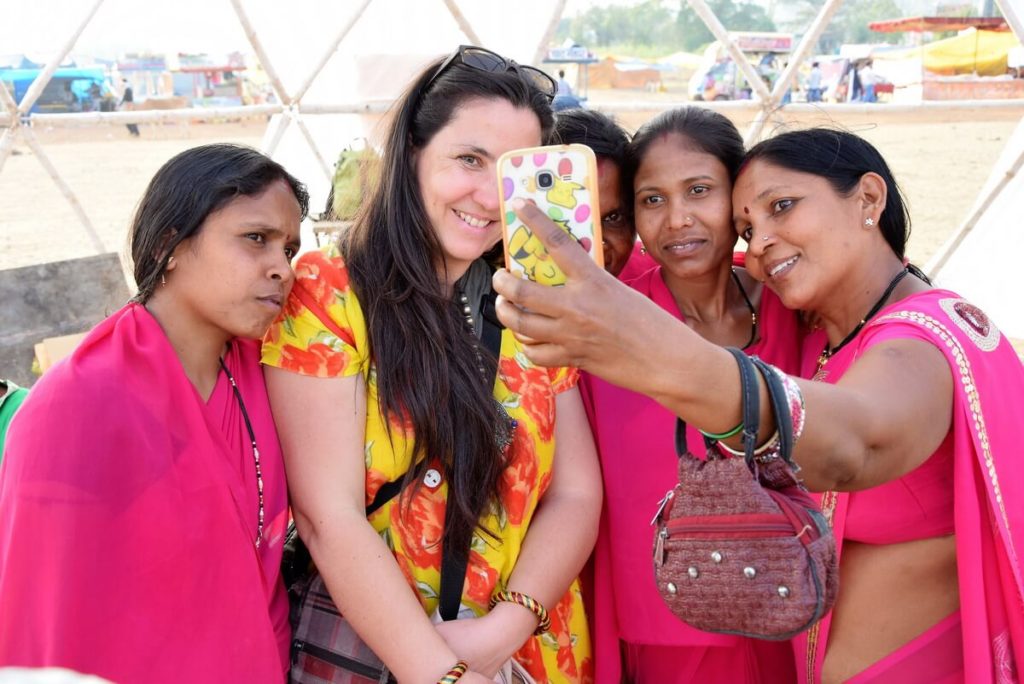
[425,45,556,101]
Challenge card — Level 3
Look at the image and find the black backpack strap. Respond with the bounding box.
[479,287,503,363]
[439,282,505,622]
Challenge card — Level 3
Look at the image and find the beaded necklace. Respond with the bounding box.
[456,288,517,451]
[218,356,265,548]
[816,267,910,373]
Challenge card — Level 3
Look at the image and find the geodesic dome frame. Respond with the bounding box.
[1,0,1022,264]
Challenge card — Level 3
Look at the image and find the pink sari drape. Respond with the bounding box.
[0,303,290,683]
[581,262,807,683]
[795,290,1024,684]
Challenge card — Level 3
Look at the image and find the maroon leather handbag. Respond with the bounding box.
[653,348,838,640]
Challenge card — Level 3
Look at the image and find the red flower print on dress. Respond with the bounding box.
[296,252,351,310]
[278,342,348,377]
[463,550,499,606]
[515,635,547,683]
[501,431,539,526]
[500,355,555,442]
[393,484,445,572]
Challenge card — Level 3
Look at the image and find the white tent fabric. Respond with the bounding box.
[929,116,1024,340]
[255,0,561,225]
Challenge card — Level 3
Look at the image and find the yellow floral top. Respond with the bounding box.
[262,247,593,683]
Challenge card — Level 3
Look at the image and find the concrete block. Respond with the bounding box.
[0,253,131,387]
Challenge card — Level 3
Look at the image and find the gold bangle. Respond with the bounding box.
[438,660,469,684]
[488,589,552,635]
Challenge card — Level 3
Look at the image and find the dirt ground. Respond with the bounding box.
[1,102,1021,273]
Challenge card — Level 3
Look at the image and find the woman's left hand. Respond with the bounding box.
[433,603,537,678]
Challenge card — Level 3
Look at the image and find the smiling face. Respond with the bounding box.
[165,179,302,341]
[596,158,636,277]
[732,159,866,312]
[416,97,543,284]
[633,133,737,285]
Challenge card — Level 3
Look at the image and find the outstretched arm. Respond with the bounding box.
[492,200,953,493]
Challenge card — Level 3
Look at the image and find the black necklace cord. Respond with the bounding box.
[817,267,911,369]
[731,268,758,350]
[218,355,265,549]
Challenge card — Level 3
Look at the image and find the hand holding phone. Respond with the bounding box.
[497,144,603,285]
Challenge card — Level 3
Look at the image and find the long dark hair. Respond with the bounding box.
[343,54,554,553]
[742,128,912,259]
[130,143,308,302]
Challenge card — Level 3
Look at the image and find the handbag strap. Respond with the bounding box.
[438,284,504,622]
[673,347,760,462]
[749,356,795,468]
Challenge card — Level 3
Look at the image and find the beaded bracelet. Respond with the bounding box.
[489,589,551,635]
[438,660,469,684]
[699,420,744,441]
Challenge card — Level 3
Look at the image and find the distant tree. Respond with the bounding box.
[775,0,904,51]
[556,0,775,55]
[676,0,778,52]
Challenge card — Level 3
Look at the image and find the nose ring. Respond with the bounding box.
[761,235,769,242]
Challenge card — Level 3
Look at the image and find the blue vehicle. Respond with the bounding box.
[0,67,113,113]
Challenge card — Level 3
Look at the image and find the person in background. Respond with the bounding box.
[580,107,802,683]
[0,379,28,463]
[807,61,823,103]
[557,69,573,97]
[553,108,638,279]
[120,79,139,137]
[492,128,1024,683]
[554,69,582,111]
[0,143,307,682]
[262,45,600,683]
[859,60,877,103]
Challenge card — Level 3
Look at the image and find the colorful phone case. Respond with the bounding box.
[498,144,603,285]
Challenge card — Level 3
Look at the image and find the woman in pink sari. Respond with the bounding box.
[579,108,799,683]
[0,144,307,683]
[490,127,1023,683]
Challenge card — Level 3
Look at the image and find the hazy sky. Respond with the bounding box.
[2,0,638,60]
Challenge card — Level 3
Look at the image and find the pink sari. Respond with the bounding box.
[0,303,290,683]
[581,262,807,683]
[796,290,1024,684]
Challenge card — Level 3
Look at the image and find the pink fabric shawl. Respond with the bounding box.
[580,262,809,684]
[795,289,1024,684]
[0,302,290,683]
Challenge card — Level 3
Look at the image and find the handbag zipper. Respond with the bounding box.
[666,516,793,538]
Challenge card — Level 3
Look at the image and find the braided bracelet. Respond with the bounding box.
[489,589,551,635]
[438,660,469,684]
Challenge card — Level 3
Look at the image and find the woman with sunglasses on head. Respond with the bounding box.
[492,128,1024,683]
[263,46,600,683]
[578,108,801,683]
[0,144,307,682]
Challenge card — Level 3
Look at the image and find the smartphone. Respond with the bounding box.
[497,144,603,285]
